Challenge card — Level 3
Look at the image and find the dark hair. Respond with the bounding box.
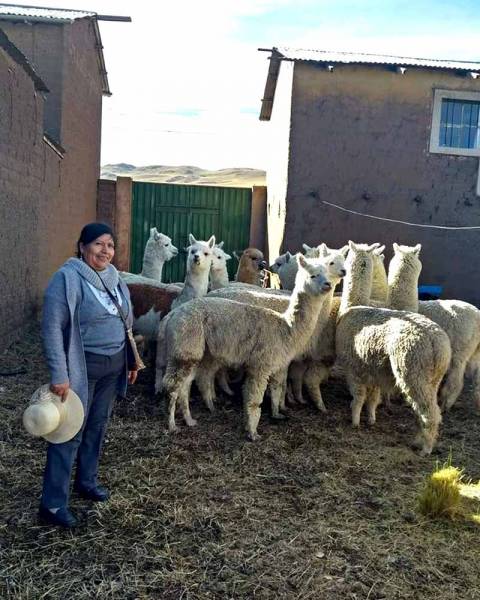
[76,222,115,258]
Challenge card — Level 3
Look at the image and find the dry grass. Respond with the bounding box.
[1,324,480,599]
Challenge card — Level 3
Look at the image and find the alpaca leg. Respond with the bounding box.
[163,363,197,431]
[439,360,467,412]
[179,373,197,427]
[303,364,329,412]
[288,361,308,404]
[269,371,288,420]
[400,381,442,456]
[348,380,368,428]
[468,358,480,411]
[243,373,269,441]
[216,368,234,396]
[196,365,219,412]
[366,386,382,425]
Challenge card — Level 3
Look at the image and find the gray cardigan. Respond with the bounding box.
[41,261,133,410]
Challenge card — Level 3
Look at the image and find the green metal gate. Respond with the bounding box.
[130,182,252,283]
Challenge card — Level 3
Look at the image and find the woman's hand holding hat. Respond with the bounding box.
[50,382,70,403]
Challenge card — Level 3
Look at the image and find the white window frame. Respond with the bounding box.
[429,89,480,157]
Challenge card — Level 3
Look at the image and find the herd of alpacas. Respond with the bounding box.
[120,227,480,456]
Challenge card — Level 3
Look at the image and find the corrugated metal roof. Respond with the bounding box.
[274,47,480,73]
[0,3,95,22]
[0,4,96,22]
[259,47,480,121]
[0,3,111,95]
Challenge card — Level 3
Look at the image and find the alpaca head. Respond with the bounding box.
[147,228,178,262]
[211,241,232,274]
[318,243,349,285]
[238,248,267,273]
[186,234,215,273]
[295,254,332,296]
[389,243,422,279]
[302,243,321,258]
[270,251,294,274]
[345,241,380,283]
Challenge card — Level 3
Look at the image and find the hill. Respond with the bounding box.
[101,164,266,188]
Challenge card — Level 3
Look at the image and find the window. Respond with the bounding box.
[430,89,480,157]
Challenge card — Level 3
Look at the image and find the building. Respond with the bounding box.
[260,48,480,304]
[0,4,129,346]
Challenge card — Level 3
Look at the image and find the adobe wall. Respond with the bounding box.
[4,19,103,290]
[283,63,480,304]
[0,45,57,345]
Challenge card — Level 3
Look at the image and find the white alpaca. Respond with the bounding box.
[209,242,231,290]
[387,243,480,411]
[287,244,349,409]
[161,255,333,437]
[270,244,324,290]
[336,241,451,455]
[121,228,178,284]
[371,251,388,304]
[269,252,298,290]
[206,247,347,413]
[170,234,215,310]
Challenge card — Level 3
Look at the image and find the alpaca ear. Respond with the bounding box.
[207,235,216,248]
[302,243,312,252]
[296,253,307,269]
[285,251,292,263]
[393,242,400,253]
[414,243,422,255]
[368,242,381,252]
[224,253,232,261]
[348,240,356,251]
[373,244,385,256]
[189,233,196,245]
[233,250,241,260]
[318,243,328,257]
[340,244,349,257]
[217,241,224,249]
[150,227,157,238]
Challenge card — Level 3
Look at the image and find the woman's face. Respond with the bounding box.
[80,234,115,271]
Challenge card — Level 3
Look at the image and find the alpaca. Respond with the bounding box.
[269,252,297,290]
[120,228,178,284]
[170,234,215,310]
[387,243,480,411]
[209,242,231,290]
[161,255,333,437]
[336,241,451,455]
[370,251,388,304]
[288,244,349,409]
[235,248,267,286]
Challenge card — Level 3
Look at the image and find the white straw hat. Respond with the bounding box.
[23,384,84,444]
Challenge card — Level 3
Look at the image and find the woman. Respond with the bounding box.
[39,222,138,528]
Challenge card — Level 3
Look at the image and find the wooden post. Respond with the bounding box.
[249,185,267,256]
[114,176,132,271]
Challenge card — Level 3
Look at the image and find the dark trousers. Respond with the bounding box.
[41,350,125,509]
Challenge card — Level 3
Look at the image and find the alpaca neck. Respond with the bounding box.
[340,261,372,315]
[388,261,419,311]
[182,264,210,298]
[371,258,388,303]
[209,268,229,290]
[284,285,325,345]
[141,258,164,281]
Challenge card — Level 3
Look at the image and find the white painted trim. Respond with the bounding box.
[477,159,480,197]
[429,88,480,157]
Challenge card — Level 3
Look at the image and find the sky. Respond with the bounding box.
[20,0,480,169]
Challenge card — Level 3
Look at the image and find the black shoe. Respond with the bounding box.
[38,505,79,529]
[75,485,110,502]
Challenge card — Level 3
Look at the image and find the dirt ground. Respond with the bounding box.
[1,325,479,599]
